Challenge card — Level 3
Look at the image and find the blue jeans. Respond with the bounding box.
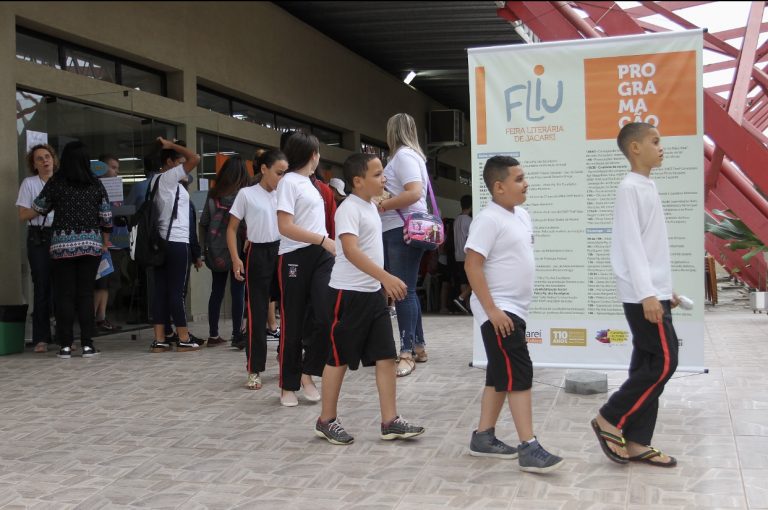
[208,270,245,338]
[383,228,426,354]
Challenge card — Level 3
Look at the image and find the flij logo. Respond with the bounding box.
[505,65,564,122]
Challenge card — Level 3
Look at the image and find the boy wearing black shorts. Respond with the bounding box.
[314,153,425,445]
[464,155,564,473]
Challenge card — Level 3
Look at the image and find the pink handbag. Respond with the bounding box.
[397,180,444,250]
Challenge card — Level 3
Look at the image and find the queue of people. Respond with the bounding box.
[15,118,684,473]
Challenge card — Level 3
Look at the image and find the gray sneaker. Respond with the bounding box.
[380,416,425,440]
[517,438,564,473]
[315,417,354,445]
[469,428,518,459]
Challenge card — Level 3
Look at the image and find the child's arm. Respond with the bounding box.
[227,216,245,281]
[614,187,663,323]
[339,233,406,301]
[278,211,336,256]
[464,249,514,337]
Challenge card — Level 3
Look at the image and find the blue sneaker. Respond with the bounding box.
[517,437,564,473]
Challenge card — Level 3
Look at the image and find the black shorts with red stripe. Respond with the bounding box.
[480,311,533,392]
[325,287,397,370]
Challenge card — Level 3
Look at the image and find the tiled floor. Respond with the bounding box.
[1,290,767,509]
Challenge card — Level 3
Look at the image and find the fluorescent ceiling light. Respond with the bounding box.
[404,71,416,84]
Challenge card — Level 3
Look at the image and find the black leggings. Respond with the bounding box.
[277,244,333,391]
[152,242,190,330]
[51,255,100,348]
[245,241,279,374]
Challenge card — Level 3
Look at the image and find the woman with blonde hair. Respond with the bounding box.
[16,144,58,353]
[375,113,431,377]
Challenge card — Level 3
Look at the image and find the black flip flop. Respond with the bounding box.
[591,418,629,464]
[628,447,677,467]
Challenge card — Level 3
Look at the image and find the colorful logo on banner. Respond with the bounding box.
[550,328,587,347]
[584,51,697,140]
[474,64,565,145]
[526,329,544,344]
[595,329,629,345]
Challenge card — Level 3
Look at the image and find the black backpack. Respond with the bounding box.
[129,176,179,267]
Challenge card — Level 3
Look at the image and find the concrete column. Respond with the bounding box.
[0,7,25,304]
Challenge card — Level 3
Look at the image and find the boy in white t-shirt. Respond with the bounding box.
[314,153,425,445]
[464,155,563,473]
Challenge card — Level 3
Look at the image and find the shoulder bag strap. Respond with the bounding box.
[165,185,180,241]
[396,172,441,221]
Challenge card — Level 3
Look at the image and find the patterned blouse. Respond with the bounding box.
[32,175,113,259]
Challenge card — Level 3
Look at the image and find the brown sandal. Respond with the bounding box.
[396,357,416,377]
[414,349,428,363]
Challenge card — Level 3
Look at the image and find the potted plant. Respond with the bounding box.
[705,209,768,311]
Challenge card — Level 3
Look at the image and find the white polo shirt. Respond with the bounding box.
[276,171,327,255]
[610,172,673,303]
[465,201,535,324]
[330,193,383,292]
[230,184,279,243]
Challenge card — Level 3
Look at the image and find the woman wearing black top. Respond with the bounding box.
[21,141,112,359]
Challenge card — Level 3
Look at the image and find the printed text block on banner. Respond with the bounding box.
[584,51,697,140]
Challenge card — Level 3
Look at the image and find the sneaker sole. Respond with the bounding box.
[314,429,354,445]
[57,354,71,359]
[82,353,99,358]
[149,347,170,353]
[469,449,519,459]
[176,346,201,352]
[518,459,565,474]
[381,429,425,441]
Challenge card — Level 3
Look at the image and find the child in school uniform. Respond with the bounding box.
[591,122,680,467]
[464,155,564,473]
[314,153,425,445]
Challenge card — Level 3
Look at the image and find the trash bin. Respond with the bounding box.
[0,304,29,355]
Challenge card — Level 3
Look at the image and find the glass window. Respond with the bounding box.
[275,114,311,135]
[15,32,60,69]
[197,88,231,115]
[63,47,116,82]
[121,64,163,95]
[232,101,276,128]
[197,131,263,181]
[16,89,176,190]
[459,170,472,186]
[312,125,342,147]
[362,139,389,165]
[437,162,456,181]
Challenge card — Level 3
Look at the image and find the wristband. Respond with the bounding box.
[319,235,326,246]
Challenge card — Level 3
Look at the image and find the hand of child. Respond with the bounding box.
[381,273,407,302]
[641,296,663,324]
[156,136,174,149]
[194,258,203,270]
[488,307,514,338]
[321,236,336,256]
[232,259,245,282]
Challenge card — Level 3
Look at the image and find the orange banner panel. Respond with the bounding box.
[584,51,697,140]
[475,67,487,145]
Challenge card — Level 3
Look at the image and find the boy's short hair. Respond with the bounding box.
[617,122,654,158]
[483,155,520,192]
[460,194,472,210]
[343,153,378,188]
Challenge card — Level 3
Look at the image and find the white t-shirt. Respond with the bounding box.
[230,184,279,244]
[16,175,54,227]
[453,213,472,262]
[465,201,535,325]
[611,172,673,303]
[330,194,383,292]
[152,165,190,244]
[380,147,429,232]
[276,171,327,255]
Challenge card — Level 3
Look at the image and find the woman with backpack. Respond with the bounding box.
[228,149,287,390]
[199,156,250,346]
[148,138,201,353]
